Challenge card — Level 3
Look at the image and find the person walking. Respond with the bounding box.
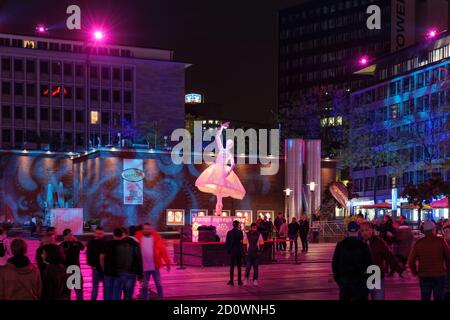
[332,222,373,300]
[100,228,124,300]
[359,222,403,300]
[299,214,310,253]
[288,217,300,254]
[0,238,42,300]
[226,220,244,286]
[87,226,107,300]
[274,212,284,252]
[36,228,57,278]
[408,220,450,300]
[243,223,264,286]
[0,226,12,267]
[40,244,70,301]
[136,223,170,300]
[279,218,288,252]
[59,229,85,300]
[443,225,450,300]
[394,222,414,269]
[115,226,143,300]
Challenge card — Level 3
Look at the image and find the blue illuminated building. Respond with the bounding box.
[350,31,450,220]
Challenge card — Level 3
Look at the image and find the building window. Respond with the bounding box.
[90,111,99,124]
[113,90,121,103]
[63,63,73,77]
[14,106,23,120]
[75,65,84,77]
[124,113,132,123]
[26,84,36,97]
[101,67,110,80]
[52,85,61,98]
[101,89,109,102]
[113,112,121,126]
[63,132,73,145]
[113,68,121,81]
[40,61,49,74]
[124,91,132,103]
[76,133,84,146]
[64,109,72,122]
[14,59,23,72]
[124,69,133,81]
[52,109,61,122]
[101,112,110,125]
[2,129,11,143]
[15,130,23,143]
[52,62,61,75]
[76,110,84,123]
[14,83,24,96]
[90,88,99,101]
[75,87,84,100]
[90,66,98,79]
[64,86,72,99]
[26,107,35,120]
[40,108,49,121]
[1,57,11,71]
[2,81,11,95]
[2,105,11,119]
[40,84,49,97]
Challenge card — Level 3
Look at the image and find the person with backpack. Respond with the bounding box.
[0,226,12,267]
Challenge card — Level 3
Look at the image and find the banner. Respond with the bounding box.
[50,208,83,235]
[123,159,144,205]
[329,181,349,209]
[391,0,416,52]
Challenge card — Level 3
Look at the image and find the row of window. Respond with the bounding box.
[1,106,131,125]
[377,43,450,81]
[0,82,133,103]
[0,38,133,59]
[280,0,374,25]
[353,170,450,192]
[0,57,134,81]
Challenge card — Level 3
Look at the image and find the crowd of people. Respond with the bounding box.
[0,223,170,300]
[332,214,450,300]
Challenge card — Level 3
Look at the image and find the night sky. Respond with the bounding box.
[0,0,302,126]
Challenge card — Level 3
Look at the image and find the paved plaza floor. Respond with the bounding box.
[27,241,421,300]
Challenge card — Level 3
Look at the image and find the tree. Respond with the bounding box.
[401,173,443,223]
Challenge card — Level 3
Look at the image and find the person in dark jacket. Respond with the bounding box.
[59,228,85,300]
[288,217,300,254]
[332,221,373,300]
[274,212,284,251]
[114,229,143,300]
[299,214,310,253]
[257,216,272,241]
[0,238,42,300]
[243,223,264,286]
[379,215,397,246]
[100,228,124,300]
[225,220,244,286]
[444,225,450,300]
[86,226,107,300]
[40,244,70,301]
[360,222,403,300]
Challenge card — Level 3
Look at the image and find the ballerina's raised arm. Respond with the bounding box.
[215,122,229,151]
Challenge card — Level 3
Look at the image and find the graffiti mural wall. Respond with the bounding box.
[0,150,284,231]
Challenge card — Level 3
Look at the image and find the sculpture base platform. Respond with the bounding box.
[173,242,273,267]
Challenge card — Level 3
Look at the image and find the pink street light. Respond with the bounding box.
[358,56,369,66]
[35,24,48,33]
[93,30,105,41]
[426,28,438,39]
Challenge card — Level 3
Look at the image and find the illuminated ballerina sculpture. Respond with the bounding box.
[195,122,246,215]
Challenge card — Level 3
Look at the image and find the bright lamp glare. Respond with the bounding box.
[358,56,369,66]
[427,29,438,39]
[94,31,104,40]
[36,24,47,33]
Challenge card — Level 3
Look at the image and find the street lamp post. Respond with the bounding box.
[284,188,292,221]
[308,182,316,228]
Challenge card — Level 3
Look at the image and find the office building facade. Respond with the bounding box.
[0,33,187,151]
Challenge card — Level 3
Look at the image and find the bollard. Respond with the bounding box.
[177,230,186,270]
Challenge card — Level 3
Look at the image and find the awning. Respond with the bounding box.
[398,204,432,210]
[360,202,392,209]
[430,197,448,209]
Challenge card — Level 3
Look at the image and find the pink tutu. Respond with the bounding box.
[195,163,246,199]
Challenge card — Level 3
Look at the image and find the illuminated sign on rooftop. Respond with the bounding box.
[185,93,203,104]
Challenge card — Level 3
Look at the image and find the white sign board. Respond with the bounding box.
[123,159,144,205]
[50,208,83,235]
